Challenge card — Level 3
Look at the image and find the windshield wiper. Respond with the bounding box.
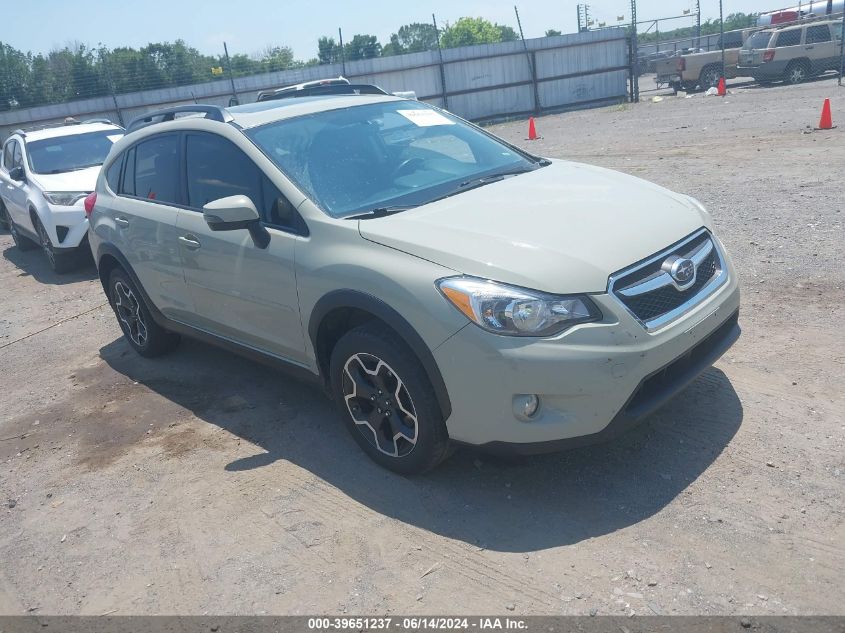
[459,166,536,189]
[43,164,100,174]
[345,205,417,220]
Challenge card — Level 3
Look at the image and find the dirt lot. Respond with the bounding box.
[1,76,843,616]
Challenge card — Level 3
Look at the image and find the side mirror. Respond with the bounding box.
[202,195,270,248]
[9,166,25,182]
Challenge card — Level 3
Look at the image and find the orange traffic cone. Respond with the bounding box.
[817,98,834,130]
[717,77,726,97]
[527,117,538,141]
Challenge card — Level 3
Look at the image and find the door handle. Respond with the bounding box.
[178,235,201,250]
[114,216,130,228]
[805,46,814,50]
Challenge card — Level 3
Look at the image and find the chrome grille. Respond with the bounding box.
[608,229,727,331]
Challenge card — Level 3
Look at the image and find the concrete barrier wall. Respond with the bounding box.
[0,29,630,139]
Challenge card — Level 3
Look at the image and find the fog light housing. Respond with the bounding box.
[513,394,540,421]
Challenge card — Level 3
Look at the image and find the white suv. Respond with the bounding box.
[0,121,124,272]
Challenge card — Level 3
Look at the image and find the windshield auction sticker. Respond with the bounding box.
[398,109,455,127]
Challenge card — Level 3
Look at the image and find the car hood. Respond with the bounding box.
[358,161,708,294]
[29,166,101,193]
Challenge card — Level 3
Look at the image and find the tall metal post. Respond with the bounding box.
[631,0,639,102]
[839,9,844,86]
[98,44,124,126]
[719,0,726,80]
[695,0,702,48]
[514,5,540,114]
[338,28,346,76]
[432,14,449,110]
[223,42,239,106]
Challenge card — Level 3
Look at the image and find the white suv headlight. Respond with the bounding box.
[43,191,89,206]
[437,277,601,337]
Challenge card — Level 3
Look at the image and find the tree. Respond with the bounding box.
[317,36,342,64]
[383,23,439,56]
[259,46,296,72]
[545,29,562,36]
[344,34,382,61]
[439,17,518,48]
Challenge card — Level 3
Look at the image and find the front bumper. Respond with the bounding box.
[38,202,89,250]
[434,261,740,450]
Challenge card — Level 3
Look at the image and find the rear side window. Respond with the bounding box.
[105,156,123,192]
[806,25,832,44]
[185,133,301,232]
[775,30,802,47]
[129,135,179,203]
[121,148,136,197]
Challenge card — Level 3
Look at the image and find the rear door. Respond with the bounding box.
[773,27,805,69]
[175,131,306,363]
[804,24,837,72]
[109,134,192,320]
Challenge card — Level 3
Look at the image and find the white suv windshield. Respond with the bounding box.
[246,101,538,218]
[27,129,123,175]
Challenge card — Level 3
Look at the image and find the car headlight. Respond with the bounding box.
[43,191,89,206]
[437,277,601,337]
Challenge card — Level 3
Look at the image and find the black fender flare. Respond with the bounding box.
[308,289,452,420]
[95,243,167,326]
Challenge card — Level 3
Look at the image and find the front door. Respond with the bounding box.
[175,131,307,364]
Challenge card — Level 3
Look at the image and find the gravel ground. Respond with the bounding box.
[0,76,843,616]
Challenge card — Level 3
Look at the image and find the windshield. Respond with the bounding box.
[245,101,538,218]
[26,129,123,175]
[744,32,773,49]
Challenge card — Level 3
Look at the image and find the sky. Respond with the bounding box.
[5,1,786,60]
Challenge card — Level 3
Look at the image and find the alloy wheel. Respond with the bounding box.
[342,353,418,457]
[787,65,806,84]
[114,281,148,347]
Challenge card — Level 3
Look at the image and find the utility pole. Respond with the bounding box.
[223,42,239,106]
[338,28,346,76]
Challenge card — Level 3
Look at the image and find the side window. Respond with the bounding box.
[835,24,843,41]
[775,30,802,47]
[185,133,300,232]
[105,155,123,192]
[2,141,15,170]
[806,25,832,44]
[132,135,179,203]
[121,148,136,197]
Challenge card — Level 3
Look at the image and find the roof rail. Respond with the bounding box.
[126,105,233,133]
[257,83,389,102]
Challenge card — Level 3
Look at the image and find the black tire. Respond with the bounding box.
[329,322,451,475]
[7,214,37,251]
[699,65,722,90]
[0,201,9,231]
[34,216,75,274]
[784,60,809,85]
[108,268,180,357]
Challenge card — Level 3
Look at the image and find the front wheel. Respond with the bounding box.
[699,66,722,90]
[330,323,451,475]
[108,268,180,357]
[35,217,74,274]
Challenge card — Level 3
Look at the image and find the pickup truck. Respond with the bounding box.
[655,30,751,92]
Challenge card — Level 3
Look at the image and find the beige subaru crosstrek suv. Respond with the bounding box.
[86,95,740,474]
